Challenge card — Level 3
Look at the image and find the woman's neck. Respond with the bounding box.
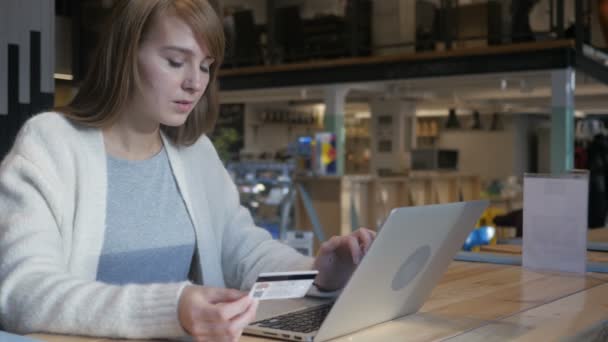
[102,114,163,161]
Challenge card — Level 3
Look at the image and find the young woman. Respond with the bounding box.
[0,1,375,341]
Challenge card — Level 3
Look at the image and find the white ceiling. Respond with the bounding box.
[220,69,608,117]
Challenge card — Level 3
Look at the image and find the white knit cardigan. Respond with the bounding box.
[0,112,313,339]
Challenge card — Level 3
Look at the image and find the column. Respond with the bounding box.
[323,86,349,175]
[0,0,55,159]
[369,98,416,176]
[550,68,575,174]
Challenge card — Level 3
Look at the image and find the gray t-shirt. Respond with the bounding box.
[97,147,195,285]
[0,331,39,341]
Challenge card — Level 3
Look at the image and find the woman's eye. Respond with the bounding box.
[200,65,210,73]
[168,59,183,68]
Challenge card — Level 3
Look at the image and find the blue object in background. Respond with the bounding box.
[257,221,280,239]
[462,226,496,251]
[297,136,313,155]
[296,136,313,171]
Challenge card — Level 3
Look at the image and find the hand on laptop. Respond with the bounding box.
[312,228,376,291]
[178,285,259,342]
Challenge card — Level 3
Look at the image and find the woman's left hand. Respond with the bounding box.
[312,228,377,291]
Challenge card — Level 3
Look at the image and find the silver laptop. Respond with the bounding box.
[245,200,489,341]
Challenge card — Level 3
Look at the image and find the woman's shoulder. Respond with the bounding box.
[8,111,98,163]
[17,111,98,146]
[23,111,84,136]
[177,133,218,160]
[173,133,226,175]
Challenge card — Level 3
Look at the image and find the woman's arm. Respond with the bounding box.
[220,197,314,290]
[0,153,189,339]
[207,157,313,290]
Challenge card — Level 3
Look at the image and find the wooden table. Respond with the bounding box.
[29,261,608,342]
[589,228,608,243]
[479,244,608,263]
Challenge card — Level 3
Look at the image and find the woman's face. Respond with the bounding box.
[131,13,214,127]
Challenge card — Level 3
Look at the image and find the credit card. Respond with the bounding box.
[248,270,318,300]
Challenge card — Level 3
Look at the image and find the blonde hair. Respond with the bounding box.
[58,0,225,146]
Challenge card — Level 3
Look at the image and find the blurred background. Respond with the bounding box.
[2,0,608,255]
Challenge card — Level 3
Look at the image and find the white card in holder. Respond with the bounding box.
[522,171,589,274]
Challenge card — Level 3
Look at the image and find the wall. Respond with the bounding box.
[242,106,546,180]
[0,0,55,159]
[437,115,537,183]
[439,129,515,183]
[242,102,323,156]
[372,0,415,55]
[370,99,415,175]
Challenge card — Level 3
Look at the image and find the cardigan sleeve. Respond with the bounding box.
[220,198,315,290]
[0,144,190,338]
[206,148,314,290]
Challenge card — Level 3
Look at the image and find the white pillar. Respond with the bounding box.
[323,86,349,175]
[370,99,416,176]
[550,68,575,174]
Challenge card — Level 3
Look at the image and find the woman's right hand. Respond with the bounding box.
[178,285,259,342]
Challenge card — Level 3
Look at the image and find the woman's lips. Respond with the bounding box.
[173,101,193,113]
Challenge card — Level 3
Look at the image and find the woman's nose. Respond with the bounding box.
[183,77,202,93]
[183,71,204,93]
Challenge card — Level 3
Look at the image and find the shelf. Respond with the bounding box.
[249,122,322,129]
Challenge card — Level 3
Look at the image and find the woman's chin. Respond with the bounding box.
[160,114,190,127]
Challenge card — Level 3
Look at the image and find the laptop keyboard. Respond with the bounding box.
[253,303,333,333]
